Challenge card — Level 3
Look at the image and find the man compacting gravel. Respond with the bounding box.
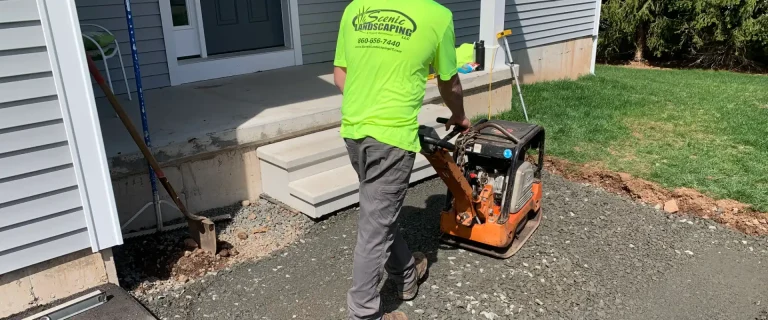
[332,0,470,319]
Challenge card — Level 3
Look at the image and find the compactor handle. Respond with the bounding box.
[437,117,486,130]
[421,136,456,151]
[435,117,466,151]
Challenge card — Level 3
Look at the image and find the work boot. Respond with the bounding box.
[398,252,428,300]
[383,311,408,320]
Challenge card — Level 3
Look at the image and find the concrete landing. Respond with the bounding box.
[100,63,513,176]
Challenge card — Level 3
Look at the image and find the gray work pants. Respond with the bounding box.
[345,137,417,320]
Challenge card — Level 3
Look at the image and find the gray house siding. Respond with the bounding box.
[75,0,170,97]
[298,0,482,65]
[504,0,596,51]
[0,0,92,274]
[437,0,481,46]
[297,0,349,64]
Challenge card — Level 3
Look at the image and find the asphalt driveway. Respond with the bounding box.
[141,173,768,320]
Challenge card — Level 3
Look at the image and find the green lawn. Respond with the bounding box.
[489,65,768,211]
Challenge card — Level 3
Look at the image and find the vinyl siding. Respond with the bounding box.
[504,0,596,51]
[0,0,91,275]
[437,0,481,46]
[75,0,170,96]
[298,0,481,64]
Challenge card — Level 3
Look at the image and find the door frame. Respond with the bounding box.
[159,0,304,86]
[170,0,204,58]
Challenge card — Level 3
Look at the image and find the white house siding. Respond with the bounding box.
[504,0,597,51]
[298,0,482,64]
[75,0,170,97]
[0,0,92,275]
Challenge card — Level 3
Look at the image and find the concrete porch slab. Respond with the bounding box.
[98,63,341,176]
[99,62,513,176]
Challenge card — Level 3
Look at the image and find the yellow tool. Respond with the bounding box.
[495,29,529,121]
[496,29,512,39]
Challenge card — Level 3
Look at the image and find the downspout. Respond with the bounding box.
[590,0,603,74]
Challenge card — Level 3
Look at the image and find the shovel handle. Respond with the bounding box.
[85,54,205,223]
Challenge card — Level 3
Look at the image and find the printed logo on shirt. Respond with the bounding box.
[352,7,417,39]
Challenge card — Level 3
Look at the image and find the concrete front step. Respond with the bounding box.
[258,104,450,180]
[257,127,349,182]
[259,104,452,218]
[287,152,436,217]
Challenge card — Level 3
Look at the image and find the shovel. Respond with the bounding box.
[85,54,218,255]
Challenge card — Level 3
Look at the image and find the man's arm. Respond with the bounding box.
[433,18,470,131]
[334,66,346,94]
[437,74,469,130]
[332,8,347,94]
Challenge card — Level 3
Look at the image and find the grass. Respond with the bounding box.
[488,65,768,211]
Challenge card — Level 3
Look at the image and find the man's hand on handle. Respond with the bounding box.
[437,73,468,133]
[437,74,469,132]
[445,113,470,132]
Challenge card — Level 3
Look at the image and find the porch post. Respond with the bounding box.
[478,0,507,71]
[36,0,123,250]
[590,0,603,74]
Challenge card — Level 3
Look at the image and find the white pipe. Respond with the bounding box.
[154,194,163,232]
[123,214,231,239]
[120,199,174,231]
[120,201,154,230]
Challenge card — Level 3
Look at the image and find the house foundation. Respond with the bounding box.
[0,249,118,318]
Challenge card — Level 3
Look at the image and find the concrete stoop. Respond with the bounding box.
[258,104,452,218]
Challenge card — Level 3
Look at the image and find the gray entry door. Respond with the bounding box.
[201,0,285,55]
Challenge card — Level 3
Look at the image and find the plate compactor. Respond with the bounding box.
[418,117,545,258]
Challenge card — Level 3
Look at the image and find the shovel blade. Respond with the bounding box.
[187,219,217,255]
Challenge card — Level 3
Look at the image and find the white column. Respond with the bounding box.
[478,0,507,71]
[37,0,123,250]
[590,0,603,74]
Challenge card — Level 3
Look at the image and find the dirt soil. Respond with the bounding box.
[538,155,768,236]
[114,198,313,298]
[623,60,666,70]
[603,59,768,74]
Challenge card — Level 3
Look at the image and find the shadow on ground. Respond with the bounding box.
[380,192,462,314]
[113,204,250,291]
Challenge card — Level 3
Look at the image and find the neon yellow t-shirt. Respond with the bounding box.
[333,0,457,153]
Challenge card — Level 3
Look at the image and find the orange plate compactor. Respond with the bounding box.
[419,117,545,258]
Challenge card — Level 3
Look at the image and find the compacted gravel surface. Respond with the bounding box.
[141,173,768,320]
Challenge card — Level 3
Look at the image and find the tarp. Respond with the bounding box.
[456,43,475,68]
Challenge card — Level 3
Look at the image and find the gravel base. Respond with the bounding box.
[114,198,314,298]
[140,173,768,319]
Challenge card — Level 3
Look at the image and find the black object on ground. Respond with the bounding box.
[5,284,157,320]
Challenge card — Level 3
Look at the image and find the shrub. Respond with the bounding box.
[597,0,768,71]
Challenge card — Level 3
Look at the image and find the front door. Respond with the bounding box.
[200,0,285,55]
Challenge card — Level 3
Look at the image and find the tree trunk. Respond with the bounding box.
[634,23,647,61]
